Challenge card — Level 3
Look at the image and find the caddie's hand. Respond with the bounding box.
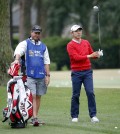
[11,59,20,66]
[45,76,50,86]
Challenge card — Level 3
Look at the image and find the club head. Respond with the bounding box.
[93,6,99,12]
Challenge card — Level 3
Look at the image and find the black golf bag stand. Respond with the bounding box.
[2,63,33,128]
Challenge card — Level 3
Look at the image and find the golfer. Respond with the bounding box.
[67,24,100,123]
[12,25,50,126]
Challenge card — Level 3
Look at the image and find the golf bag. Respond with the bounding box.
[2,63,33,128]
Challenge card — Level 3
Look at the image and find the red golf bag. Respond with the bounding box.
[2,64,33,128]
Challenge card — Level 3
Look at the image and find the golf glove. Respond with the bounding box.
[98,49,103,56]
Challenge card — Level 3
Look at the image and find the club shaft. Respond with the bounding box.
[98,12,102,49]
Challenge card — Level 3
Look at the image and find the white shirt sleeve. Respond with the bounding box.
[14,40,27,57]
[44,47,50,64]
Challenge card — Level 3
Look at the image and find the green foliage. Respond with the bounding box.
[43,36,70,70]
[47,0,70,36]
[43,36,120,70]
[100,0,120,39]
[50,62,57,71]
[61,65,68,71]
[91,36,120,68]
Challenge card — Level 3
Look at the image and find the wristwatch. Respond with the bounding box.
[46,74,50,77]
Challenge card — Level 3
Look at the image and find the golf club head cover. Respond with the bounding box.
[8,63,21,77]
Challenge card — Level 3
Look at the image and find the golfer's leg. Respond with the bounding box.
[71,71,82,118]
[83,70,97,118]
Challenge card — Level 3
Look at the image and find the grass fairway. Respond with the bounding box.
[0,86,120,134]
[49,69,120,88]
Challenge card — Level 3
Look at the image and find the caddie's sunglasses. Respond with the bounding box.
[35,32,40,35]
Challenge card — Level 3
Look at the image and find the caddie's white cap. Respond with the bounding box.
[71,25,83,32]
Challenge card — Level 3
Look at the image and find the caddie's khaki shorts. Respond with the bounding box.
[26,77,47,96]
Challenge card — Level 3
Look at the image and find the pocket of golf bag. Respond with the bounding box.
[24,85,33,119]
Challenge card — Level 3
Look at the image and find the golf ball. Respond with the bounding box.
[93,6,99,11]
[115,127,117,129]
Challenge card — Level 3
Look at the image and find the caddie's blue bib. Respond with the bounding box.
[26,39,46,78]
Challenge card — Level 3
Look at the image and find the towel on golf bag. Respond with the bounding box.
[2,64,33,128]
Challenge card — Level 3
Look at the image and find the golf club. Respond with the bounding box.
[93,6,103,56]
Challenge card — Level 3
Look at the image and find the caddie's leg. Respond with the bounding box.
[32,94,37,118]
[36,95,41,116]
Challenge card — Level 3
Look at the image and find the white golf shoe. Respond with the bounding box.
[72,118,78,122]
[91,116,99,123]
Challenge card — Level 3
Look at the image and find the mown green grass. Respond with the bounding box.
[0,86,120,134]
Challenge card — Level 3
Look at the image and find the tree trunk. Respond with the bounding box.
[19,0,32,41]
[0,0,13,85]
[36,0,47,37]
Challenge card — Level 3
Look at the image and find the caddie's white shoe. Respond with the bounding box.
[72,118,78,122]
[91,116,99,123]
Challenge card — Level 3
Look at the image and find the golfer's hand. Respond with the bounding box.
[87,52,100,58]
[98,49,103,56]
[45,76,50,86]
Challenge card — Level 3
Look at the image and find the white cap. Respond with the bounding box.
[71,25,83,32]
